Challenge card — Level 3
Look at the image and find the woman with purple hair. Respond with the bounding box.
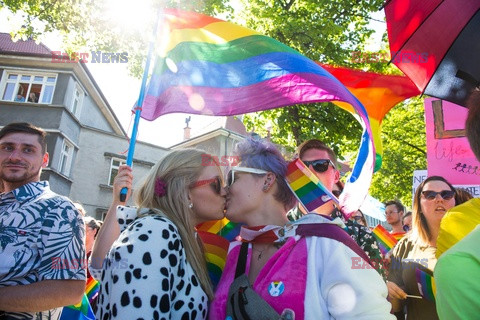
[209,138,393,320]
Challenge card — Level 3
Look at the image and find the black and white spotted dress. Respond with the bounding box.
[92,206,208,320]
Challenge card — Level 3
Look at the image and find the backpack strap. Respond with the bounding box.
[235,242,249,278]
[296,223,373,267]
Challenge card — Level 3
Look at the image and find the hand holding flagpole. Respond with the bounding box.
[120,9,161,201]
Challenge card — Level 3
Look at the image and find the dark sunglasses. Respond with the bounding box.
[302,159,336,173]
[191,176,223,195]
[403,225,411,232]
[353,216,364,221]
[421,190,455,201]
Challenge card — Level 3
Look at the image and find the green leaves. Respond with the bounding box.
[370,97,427,206]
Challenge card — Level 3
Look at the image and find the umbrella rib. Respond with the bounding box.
[421,7,480,95]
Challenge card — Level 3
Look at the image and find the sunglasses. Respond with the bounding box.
[226,167,269,187]
[403,225,411,232]
[302,159,336,173]
[353,216,364,221]
[421,190,455,201]
[191,176,223,195]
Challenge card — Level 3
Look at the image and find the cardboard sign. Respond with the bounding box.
[424,99,480,185]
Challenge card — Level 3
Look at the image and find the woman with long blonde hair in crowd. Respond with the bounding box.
[91,149,226,319]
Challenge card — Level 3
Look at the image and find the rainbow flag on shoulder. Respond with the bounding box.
[415,268,436,302]
[286,159,339,212]
[372,224,398,255]
[196,218,242,287]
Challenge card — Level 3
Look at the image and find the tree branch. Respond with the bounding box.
[402,140,426,155]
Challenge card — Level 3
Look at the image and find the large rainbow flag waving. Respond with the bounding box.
[140,9,376,215]
[319,64,421,171]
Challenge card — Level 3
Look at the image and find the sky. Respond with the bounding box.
[0,2,386,148]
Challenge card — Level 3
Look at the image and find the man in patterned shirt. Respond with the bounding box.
[0,122,86,319]
[289,139,386,278]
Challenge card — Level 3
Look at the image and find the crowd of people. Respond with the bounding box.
[0,90,479,319]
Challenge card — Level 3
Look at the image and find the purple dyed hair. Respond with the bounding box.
[233,138,297,210]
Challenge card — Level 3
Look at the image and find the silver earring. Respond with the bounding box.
[189,202,193,209]
[263,185,268,191]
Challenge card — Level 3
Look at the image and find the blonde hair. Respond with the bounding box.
[135,149,215,299]
[412,176,456,245]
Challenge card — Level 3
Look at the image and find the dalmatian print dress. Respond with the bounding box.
[92,206,208,320]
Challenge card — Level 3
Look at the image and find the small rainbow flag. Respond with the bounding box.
[415,268,436,302]
[286,159,339,212]
[197,230,230,287]
[85,276,99,304]
[391,232,406,242]
[372,225,398,255]
[60,294,95,320]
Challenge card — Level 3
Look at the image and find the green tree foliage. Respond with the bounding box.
[369,97,427,207]
[1,0,233,76]
[1,0,96,39]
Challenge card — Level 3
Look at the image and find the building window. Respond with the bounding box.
[59,139,74,176]
[108,158,126,186]
[70,84,84,116]
[1,71,57,104]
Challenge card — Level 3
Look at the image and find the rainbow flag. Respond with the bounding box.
[318,64,420,171]
[140,9,376,215]
[85,276,99,304]
[60,294,95,320]
[415,268,436,302]
[286,159,339,212]
[196,217,241,242]
[391,232,406,242]
[372,224,398,255]
[197,230,230,287]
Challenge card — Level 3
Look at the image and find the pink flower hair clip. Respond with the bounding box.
[154,178,167,197]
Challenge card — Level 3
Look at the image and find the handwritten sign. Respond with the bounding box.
[424,99,480,185]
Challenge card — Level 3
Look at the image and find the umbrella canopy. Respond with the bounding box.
[384,0,480,107]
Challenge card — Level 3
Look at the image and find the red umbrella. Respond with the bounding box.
[384,0,480,107]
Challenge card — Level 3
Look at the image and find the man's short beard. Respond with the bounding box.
[0,168,41,185]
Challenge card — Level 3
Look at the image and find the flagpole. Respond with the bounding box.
[120,8,162,201]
